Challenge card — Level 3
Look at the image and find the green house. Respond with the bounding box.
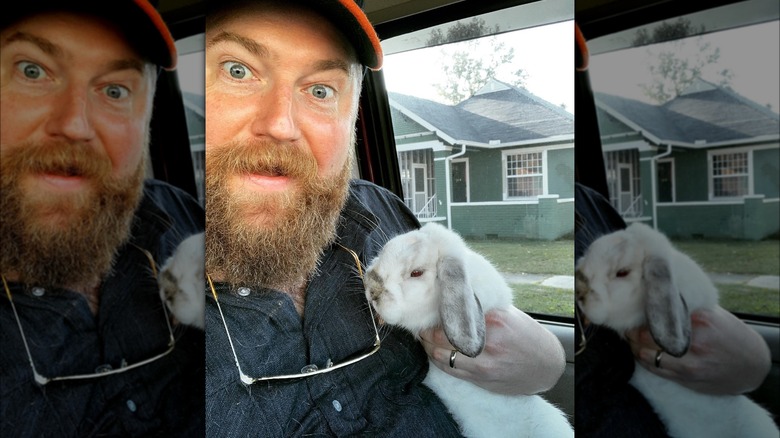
[389,79,575,240]
[595,79,780,240]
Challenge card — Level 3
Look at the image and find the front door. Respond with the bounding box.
[413,164,428,216]
[618,163,634,215]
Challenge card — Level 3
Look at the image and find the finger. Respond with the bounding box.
[626,329,654,358]
[419,327,453,349]
[418,328,435,344]
[429,345,474,379]
[627,327,660,349]
[419,332,468,373]
[419,336,436,357]
[625,327,643,343]
[637,347,678,379]
[484,307,509,326]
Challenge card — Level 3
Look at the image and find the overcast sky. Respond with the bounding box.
[588,20,779,113]
[382,20,575,113]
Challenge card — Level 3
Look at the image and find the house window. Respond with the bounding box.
[711,151,749,198]
[657,159,675,203]
[506,152,544,198]
[451,159,469,203]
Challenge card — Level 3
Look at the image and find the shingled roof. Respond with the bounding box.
[390,78,574,146]
[595,79,780,147]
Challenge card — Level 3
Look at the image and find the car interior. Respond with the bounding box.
[576,0,780,425]
[141,0,775,430]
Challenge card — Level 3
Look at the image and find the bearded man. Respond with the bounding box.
[0,2,204,436]
[204,1,566,435]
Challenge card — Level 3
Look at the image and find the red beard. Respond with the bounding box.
[205,139,351,290]
[0,140,144,289]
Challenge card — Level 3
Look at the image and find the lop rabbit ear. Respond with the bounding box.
[437,256,486,358]
[644,255,691,357]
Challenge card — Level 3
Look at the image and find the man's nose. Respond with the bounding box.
[44,86,96,142]
[251,85,300,142]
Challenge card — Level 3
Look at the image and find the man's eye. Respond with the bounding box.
[309,84,335,100]
[104,84,130,100]
[18,61,46,80]
[223,61,252,80]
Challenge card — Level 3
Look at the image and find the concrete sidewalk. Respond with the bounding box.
[503,273,574,290]
[708,273,780,290]
[503,273,780,291]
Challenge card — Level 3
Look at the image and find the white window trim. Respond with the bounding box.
[707,147,754,201]
[502,146,548,200]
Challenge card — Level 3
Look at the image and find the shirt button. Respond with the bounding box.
[126,399,137,412]
[332,400,342,412]
[237,287,250,297]
[94,364,113,374]
[31,287,45,297]
[300,364,318,374]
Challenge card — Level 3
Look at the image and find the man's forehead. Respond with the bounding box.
[2,11,157,74]
[208,2,360,67]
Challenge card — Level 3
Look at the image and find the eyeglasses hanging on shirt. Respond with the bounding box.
[2,246,176,386]
[207,243,382,384]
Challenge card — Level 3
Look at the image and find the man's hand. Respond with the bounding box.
[419,306,566,395]
[626,306,771,395]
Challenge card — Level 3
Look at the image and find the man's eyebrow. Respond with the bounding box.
[207,30,355,77]
[107,59,147,75]
[2,31,147,75]
[313,59,353,76]
[207,31,269,57]
[1,31,64,58]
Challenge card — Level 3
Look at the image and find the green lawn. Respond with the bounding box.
[511,284,574,317]
[672,239,779,275]
[465,237,779,319]
[718,284,779,317]
[467,237,779,277]
[672,239,779,318]
[465,238,574,317]
[465,239,574,276]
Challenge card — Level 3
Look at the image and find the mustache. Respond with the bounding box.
[205,139,318,180]
[4,140,113,179]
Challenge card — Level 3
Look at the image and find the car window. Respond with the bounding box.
[175,33,206,206]
[380,0,575,318]
[587,4,779,319]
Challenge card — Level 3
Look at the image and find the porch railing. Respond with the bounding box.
[404,194,438,219]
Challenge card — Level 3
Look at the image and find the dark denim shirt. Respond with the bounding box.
[574,183,669,437]
[205,180,463,437]
[1,180,206,437]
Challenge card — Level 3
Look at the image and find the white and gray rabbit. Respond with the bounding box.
[576,222,778,438]
[365,222,573,438]
[158,232,205,329]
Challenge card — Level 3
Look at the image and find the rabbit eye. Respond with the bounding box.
[410,269,424,278]
[616,269,630,278]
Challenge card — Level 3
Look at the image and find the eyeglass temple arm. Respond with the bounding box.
[3,275,48,384]
[207,274,254,384]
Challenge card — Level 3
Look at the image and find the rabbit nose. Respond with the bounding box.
[366,270,384,301]
[575,270,590,301]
